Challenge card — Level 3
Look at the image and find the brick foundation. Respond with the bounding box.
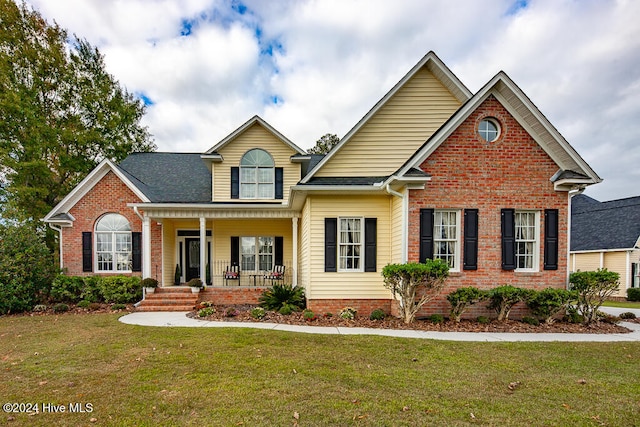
[307,299,392,317]
[198,287,267,306]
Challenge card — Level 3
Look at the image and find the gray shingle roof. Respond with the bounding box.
[117,153,212,203]
[571,194,640,251]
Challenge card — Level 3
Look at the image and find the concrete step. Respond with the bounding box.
[136,305,196,312]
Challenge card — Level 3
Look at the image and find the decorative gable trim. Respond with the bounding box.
[397,72,601,186]
[301,51,472,184]
[203,115,306,156]
[43,159,150,224]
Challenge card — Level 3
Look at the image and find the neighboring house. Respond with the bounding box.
[44,51,600,317]
[570,194,640,298]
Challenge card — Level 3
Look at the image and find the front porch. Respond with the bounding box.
[137,285,269,312]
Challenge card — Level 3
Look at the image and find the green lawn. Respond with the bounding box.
[1,313,639,426]
[602,300,640,309]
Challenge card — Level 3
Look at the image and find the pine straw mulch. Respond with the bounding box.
[187,304,637,334]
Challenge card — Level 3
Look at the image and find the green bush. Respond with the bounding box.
[447,287,487,322]
[223,307,238,317]
[428,314,444,324]
[50,275,85,303]
[81,276,102,303]
[303,309,316,321]
[339,306,357,320]
[278,304,293,315]
[521,316,540,326]
[477,316,490,324]
[198,307,215,317]
[53,303,70,313]
[627,288,640,302]
[487,285,532,321]
[250,307,266,319]
[570,269,620,324]
[111,303,127,311]
[186,278,203,288]
[369,308,386,321]
[259,284,305,311]
[77,300,91,309]
[564,307,584,324]
[526,288,576,324]
[619,312,636,320]
[99,276,142,304]
[141,278,158,288]
[0,224,58,314]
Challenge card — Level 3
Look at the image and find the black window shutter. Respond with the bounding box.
[501,209,516,270]
[324,218,337,272]
[230,236,240,266]
[419,209,434,263]
[82,232,92,272]
[274,236,284,266]
[463,209,478,270]
[231,167,239,199]
[364,218,377,272]
[544,209,559,270]
[275,167,283,200]
[132,232,142,272]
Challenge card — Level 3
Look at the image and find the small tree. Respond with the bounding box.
[447,287,488,322]
[570,269,620,324]
[307,133,340,154]
[487,285,532,321]
[526,288,576,324]
[382,259,449,324]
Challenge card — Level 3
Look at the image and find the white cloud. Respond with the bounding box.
[26,0,640,200]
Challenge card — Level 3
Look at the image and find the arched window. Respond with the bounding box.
[95,213,132,272]
[240,149,275,199]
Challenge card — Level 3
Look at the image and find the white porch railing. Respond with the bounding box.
[204,260,293,287]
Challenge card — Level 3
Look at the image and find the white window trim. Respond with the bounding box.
[338,217,364,273]
[433,210,461,272]
[239,149,275,200]
[514,210,540,272]
[479,118,500,142]
[241,236,274,272]
[95,214,132,273]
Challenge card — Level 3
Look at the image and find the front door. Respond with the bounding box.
[185,238,200,282]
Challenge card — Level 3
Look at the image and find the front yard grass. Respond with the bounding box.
[602,300,640,309]
[1,313,639,426]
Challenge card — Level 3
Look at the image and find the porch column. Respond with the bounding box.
[292,217,298,287]
[199,217,206,285]
[142,215,151,279]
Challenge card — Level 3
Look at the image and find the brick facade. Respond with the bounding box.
[63,171,162,277]
[307,299,392,317]
[406,96,568,318]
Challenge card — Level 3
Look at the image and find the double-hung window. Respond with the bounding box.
[95,213,132,272]
[515,211,538,271]
[339,217,362,271]
[240,149,274,199]
[433,210,459,270]
[241,236,273,271]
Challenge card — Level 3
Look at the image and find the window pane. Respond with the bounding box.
[258,168,273,183]
[241,254,255,271]
[338,218,362,271]
[96,213,131,231]
[257,184,273,199]
[240,183,256,199]
[241,167,256,182]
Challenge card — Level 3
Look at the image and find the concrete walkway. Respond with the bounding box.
[119,308,640,342]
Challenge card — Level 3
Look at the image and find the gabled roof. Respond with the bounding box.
[571,194,640,251]
[301,51,472,183]
[43,159,151,224]
[395,72,601,186]
[204,115,306,156]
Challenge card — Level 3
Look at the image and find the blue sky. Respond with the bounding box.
[27,0,640,201]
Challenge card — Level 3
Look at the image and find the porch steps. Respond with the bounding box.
[136,287,199,312]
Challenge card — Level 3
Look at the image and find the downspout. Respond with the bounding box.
[567,187,586,289]
[48,224,64,271]
[385,183,408,263]
[133,206,145,305]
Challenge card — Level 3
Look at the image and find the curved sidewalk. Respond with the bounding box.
[119,311,640,342]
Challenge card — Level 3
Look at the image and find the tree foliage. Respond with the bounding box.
[447,286,487,323]
[0,223,57,313]
[486,285,532,322]
[526,288,576,324]
[0,0,155,224]
[570,269,620,324]
[382,260,449,324]
[307,133,340,154]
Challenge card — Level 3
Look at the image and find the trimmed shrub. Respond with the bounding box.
[627,288,640,302]
[303,309,316,321]
[53,303,70,313]
[99,276,142,304]
[339,307,357,320]
[111,303,127,311]
[619,312,636,320]
[369,308,386,321]
[570,269,620,324]
[186,278,203,288]
[141,278,158,288]
[81,276,102,303]
[250,307,266,319]
[521,316,540,326]
[428,314,444,324]
[77,300,91,309]
[447,287,488,322]
[278,304,293,315]
[526,288,576,324]
[487,285,532,321]
[50,275,85,303]
[259,284,305,311]
[477,316,490,324]
[198,307,215,317]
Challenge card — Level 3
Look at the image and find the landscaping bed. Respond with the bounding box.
[187,304,635,334]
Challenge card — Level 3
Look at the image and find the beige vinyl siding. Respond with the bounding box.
[572,252,602,272]
[604,251,628,297]
[299,199,312,296]
[316,67,461,177]
[390,190,405,264]
[162,220,176,286]
[212,123,301,201]
[307,195,393,299]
